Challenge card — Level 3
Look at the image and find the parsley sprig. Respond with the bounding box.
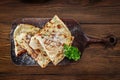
[64,44,81,61]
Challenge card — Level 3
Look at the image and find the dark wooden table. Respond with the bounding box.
[0,0,120,79]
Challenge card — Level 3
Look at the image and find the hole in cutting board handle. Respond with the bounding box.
[86,34,117,47]
[105,35,117,47]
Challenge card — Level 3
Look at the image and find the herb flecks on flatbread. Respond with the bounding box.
[14,24,40,56]
[37,15,74,65]
[14,24,51,68]
[29,36,51,68]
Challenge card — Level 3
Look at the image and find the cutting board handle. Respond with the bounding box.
[86,35,117,48]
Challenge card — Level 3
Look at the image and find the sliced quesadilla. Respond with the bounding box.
[13,15,74,67]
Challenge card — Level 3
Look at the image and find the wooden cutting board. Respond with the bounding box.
[10,18,117,66]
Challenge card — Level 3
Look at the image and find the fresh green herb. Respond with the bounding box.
[64,44,81,61]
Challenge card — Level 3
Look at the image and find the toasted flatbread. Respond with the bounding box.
[13,24,40,56]
[15,33,38,59]
[29,36,50,68]
[14,40,26,56]
[36,15,74,65]
[14,24,51,68]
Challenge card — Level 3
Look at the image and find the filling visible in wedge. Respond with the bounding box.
[35,15,74,65]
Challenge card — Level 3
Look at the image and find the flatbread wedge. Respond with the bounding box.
[29,36,51,68]
[14,24,40,56]
[36,15,74,65]
[14,24,50,68]
[14,40,26,56]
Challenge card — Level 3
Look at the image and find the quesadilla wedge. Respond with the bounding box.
[36,15,74,65]
[14,24,51,68]
[14,40,27,56]
[13,24,40,56]
[29,36,50,68]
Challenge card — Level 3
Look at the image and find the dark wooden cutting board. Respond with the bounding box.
[10,18,117,66]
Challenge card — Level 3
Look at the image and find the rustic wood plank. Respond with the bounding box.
[0,74,120,80]
[0,0,120,24]
[0,0,120,7]
[81,24,120,38]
